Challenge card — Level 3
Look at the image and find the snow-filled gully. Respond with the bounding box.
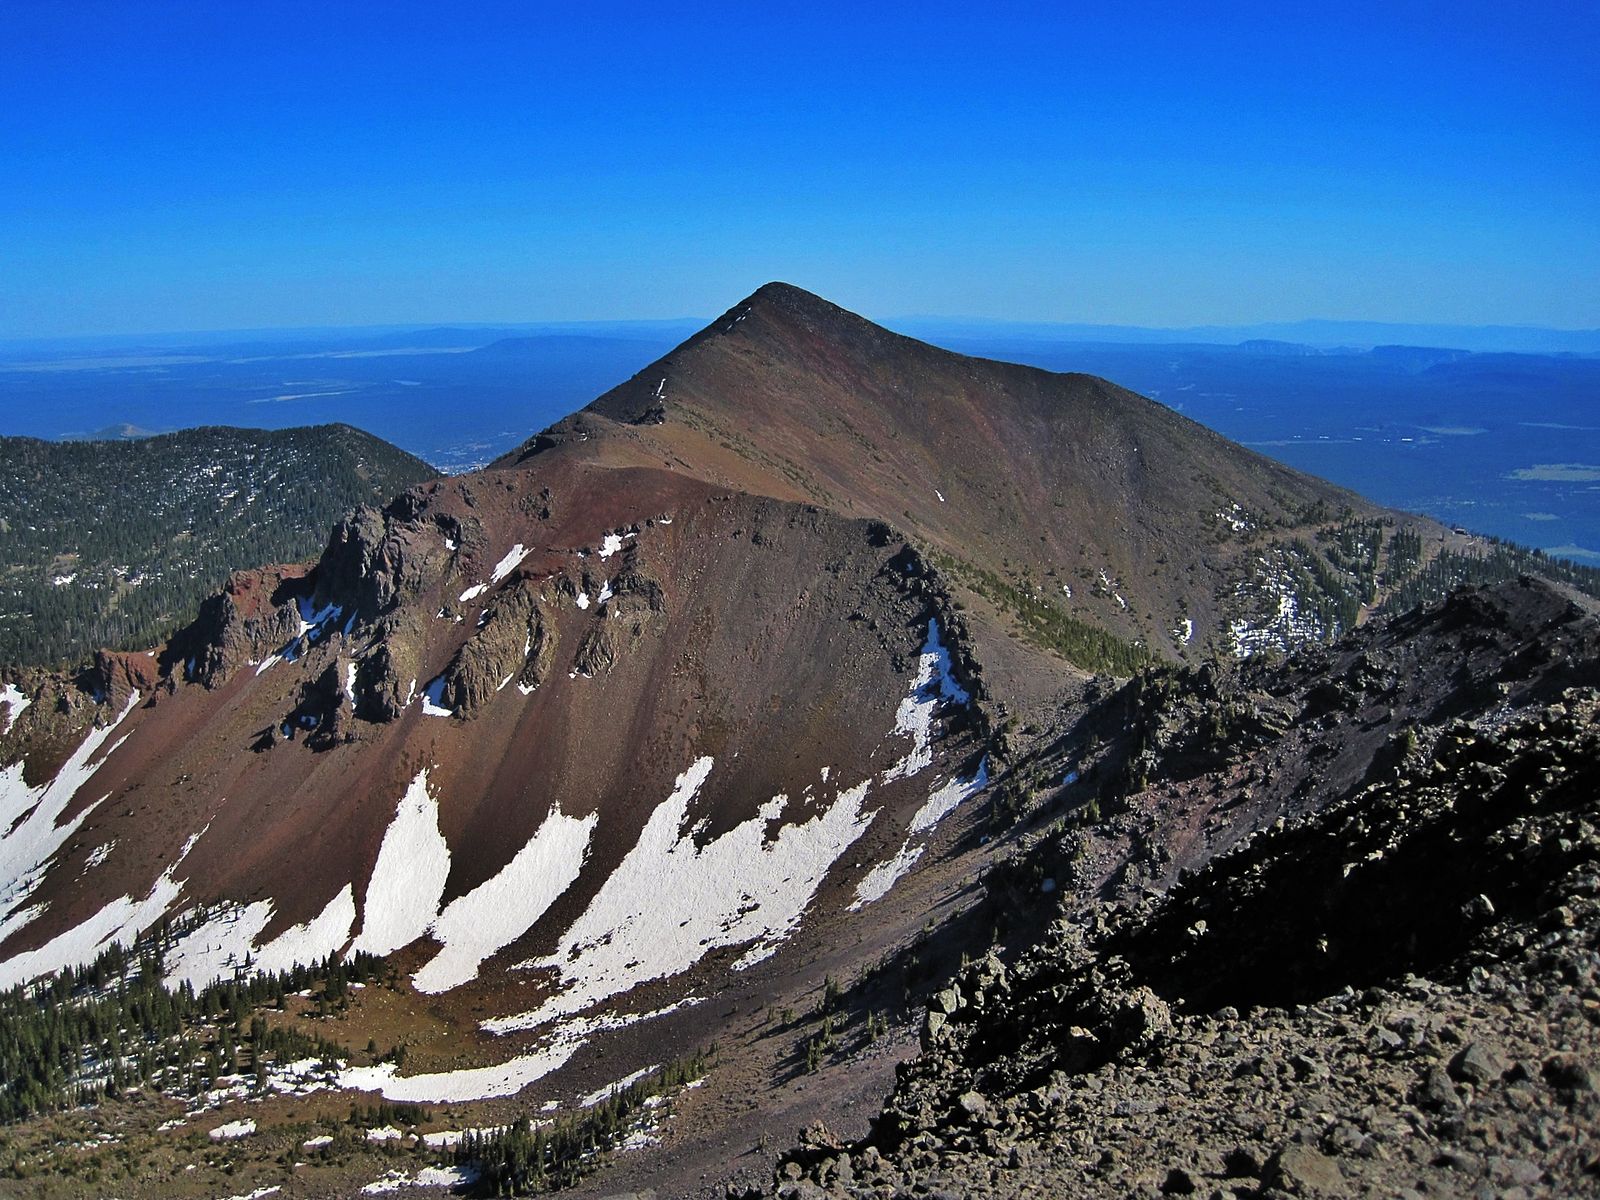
[0,614,986,1104]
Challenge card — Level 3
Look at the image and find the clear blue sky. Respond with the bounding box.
[1,1,1595,336]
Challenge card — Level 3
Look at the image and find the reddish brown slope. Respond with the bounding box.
[0,450,981,1014]
[505,283,1437,689]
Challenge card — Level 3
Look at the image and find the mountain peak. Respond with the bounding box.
[739,280,843,316]
[721,281,892,339]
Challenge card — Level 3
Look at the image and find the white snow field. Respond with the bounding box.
[460,542,530,603]
[352,769,452,957]
[0,682,30,733]
[340,999,694,1102]
[849,756,989,912]
[498,756,874,1032]
[412,806,597,994]
[0,691,141,928]
[164,885,359,992]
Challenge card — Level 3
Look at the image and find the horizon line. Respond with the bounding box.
[4,310,1599,351]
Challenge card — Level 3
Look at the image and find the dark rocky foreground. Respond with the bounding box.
[748,582,1600,1200]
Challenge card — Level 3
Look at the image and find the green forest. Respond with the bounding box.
[0,425,437,667]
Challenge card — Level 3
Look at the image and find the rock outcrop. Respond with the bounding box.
[752,583,1600,1200]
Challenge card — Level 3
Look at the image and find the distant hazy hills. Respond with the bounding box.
[890,316,1600,356]
[0,424,438,667]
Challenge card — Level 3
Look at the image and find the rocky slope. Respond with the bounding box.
[752,578,1600,1200]
[1,287,1597,1198]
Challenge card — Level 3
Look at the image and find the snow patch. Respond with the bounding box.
[82,840,115,872]
[352,770,451,957]
[0,683,30,733]
[361,1166,478,1194]
[575,591,590,610]
[489,543,530,585]
[880,620,970,783]
[341,1001,692,1102]
[209,1119,256,1141]
[254,885,356,975]
[849,843,924,910]
[0,691,142,962]
[504,758,873,1028]
[1229,553,1331,659]
[850,757,989,911]
[163,901,273,992]
[580,1063,658,1107]
[0,855,183,989]
[908,756,989,836]
[421,1126,503,1149]
[419,674,453,718]
[295,596,342,640]
[412,805,597,994]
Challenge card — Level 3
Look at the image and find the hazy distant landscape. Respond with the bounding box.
[4,318,1597,560]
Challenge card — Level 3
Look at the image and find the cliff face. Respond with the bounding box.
[160,564,313,689]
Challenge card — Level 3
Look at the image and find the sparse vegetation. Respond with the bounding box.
[0,919,386,1123]
[931,552,1149,674]
[456,1049,714,1195]
[1381,536,1600,613]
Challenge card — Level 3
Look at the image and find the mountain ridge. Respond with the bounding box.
[0,284,1596,1198]
[0,423,440,669]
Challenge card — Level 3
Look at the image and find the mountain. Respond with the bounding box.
[0,424,440,667]
[0,285,1594,1197]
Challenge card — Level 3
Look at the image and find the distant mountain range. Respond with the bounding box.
[67,422,158,441]
[890,316,1600,356]
[4,314,1597,360]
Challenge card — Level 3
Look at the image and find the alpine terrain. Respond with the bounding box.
[0,285,1594,1199]
[0,425,441,668]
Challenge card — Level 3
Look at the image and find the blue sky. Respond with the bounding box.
[1,1,1595,336]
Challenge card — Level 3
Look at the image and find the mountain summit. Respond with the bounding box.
[0,281,1470,1016]
[0,284,1583,1196]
